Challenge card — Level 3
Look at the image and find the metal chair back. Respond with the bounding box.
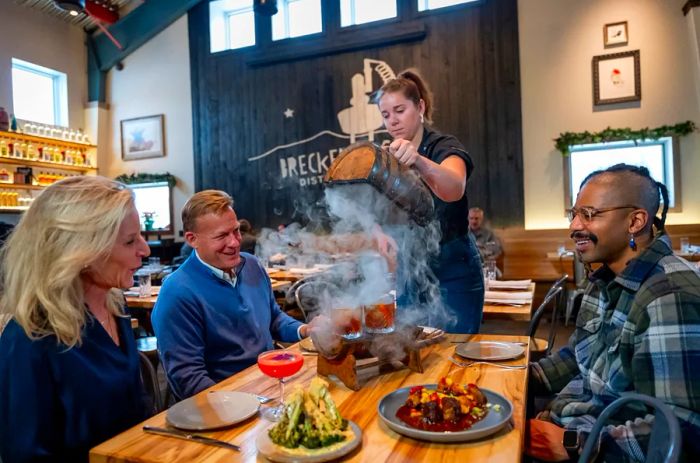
[578,392,682,463]
[138,350,164,415]
[526,286,563,357]
[292,278,341,322]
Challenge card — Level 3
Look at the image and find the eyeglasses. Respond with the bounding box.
[565,205,640,223]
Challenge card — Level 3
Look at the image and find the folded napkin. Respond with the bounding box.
[487,279,532,290]
[484,290,533,305]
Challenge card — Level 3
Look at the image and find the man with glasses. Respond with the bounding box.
[152,190,315,400]
[526,164,700,462]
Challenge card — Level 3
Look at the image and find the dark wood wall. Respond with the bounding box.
[188,0,523,229]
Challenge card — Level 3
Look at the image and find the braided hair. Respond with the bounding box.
[580,163,669,232]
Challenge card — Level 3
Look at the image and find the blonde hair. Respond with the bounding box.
[0,176,135,347]
[182,190,234,232]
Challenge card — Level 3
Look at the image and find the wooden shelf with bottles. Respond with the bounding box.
[0,130,96,150]
[0,182,43,191]
[0,155,96,173]
[0,130,97,173]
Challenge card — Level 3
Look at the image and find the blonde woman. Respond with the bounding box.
[0,176,150,462]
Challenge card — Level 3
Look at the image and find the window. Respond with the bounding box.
[272,0,322,41]
[417,0,479,12]
[210,0,256,52]
[566,137,680,210]
[11,58,67,126]
[128,182,173,232]
[340,0,397,27]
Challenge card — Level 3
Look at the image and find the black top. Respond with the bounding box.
[417,126,474,243]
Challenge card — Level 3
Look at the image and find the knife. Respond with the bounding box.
[142,425,241,451]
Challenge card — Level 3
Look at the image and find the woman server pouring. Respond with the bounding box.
[375,69,484,334]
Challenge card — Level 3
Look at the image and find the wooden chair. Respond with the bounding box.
[578,392,682,463]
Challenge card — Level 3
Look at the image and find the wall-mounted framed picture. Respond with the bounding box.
[120,114,166,161]
[592,50,641,105]
[604,21,628,47]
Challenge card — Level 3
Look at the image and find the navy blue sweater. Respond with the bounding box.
[152,253,302,400]
[0,315,147,463]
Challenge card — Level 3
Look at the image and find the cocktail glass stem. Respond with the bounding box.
[261,378,286,422]
[278,378,285,406]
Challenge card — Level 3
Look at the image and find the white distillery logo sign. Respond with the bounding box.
[247,59,395,188]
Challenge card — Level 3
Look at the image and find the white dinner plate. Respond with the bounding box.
[455,341,525,361]
[377,385,513,443]
[256,420,362,462]
[166,391,259,431]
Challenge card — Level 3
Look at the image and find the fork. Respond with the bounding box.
[448,356,527,370]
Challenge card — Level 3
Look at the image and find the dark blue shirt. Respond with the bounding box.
[0,314,147,463]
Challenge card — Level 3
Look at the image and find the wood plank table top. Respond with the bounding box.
[125,293,158,310]
[90,333,530,463]
[482,282,536,321]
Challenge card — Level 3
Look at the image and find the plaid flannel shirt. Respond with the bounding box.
[531,233,700,461]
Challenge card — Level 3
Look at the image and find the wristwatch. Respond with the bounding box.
[562,429,580,459]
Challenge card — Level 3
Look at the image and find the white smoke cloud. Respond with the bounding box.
[256,181,456,336]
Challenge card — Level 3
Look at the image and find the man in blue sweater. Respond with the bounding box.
[152,190,313,400]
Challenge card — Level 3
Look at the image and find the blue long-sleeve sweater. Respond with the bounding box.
[152,252,302,400]
[0,316,147,463]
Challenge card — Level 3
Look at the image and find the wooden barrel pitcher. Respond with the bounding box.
[323,142,435,225]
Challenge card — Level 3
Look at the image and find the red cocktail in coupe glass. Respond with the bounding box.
[257,350,304,421]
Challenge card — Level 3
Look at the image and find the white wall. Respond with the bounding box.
[0,2,86,131]
[519,0,700,229]
[105,16,194,239]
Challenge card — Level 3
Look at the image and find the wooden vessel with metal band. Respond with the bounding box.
[324,141,435,225]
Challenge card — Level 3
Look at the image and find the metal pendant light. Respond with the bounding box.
[54,0,86,15]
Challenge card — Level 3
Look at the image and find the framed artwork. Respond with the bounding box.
[592,50,641,105]
[604,21,628,47]
[120,114,165,160]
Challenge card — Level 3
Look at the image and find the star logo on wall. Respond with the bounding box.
[283,108,295,118]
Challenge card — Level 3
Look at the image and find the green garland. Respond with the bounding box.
[115,172,176,187]
[555,120,696,156]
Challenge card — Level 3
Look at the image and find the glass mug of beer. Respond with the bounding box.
[331,305,364,339]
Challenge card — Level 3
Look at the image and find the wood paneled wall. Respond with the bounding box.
[497,223,700,283]
[188,0,523,229]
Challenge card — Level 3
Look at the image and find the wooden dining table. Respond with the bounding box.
[124,279,292,311]
[90,333,530,463]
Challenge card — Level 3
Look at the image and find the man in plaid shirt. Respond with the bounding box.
[526,164,700,462]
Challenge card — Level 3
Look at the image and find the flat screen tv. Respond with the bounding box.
[128,181,173,233]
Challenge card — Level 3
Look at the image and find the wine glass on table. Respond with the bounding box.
[257,349,304,421]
